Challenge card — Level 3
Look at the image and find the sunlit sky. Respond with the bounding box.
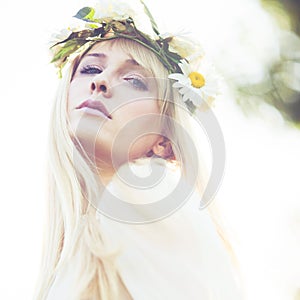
[0,0,299,299]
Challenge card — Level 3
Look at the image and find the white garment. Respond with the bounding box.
[47,159,242,299]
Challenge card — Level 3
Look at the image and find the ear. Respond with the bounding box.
[151,136,175,159]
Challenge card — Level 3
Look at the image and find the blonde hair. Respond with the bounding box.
[35,38,231,299]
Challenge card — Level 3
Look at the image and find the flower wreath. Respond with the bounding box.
[50,0,219,113]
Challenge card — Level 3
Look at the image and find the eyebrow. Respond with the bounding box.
[125,58,139,66]
[82,53,150,76]
[85,53,140,66]
[85,53,107,58]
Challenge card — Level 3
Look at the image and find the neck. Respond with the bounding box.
[98,169,115,186]
[94,159,118,186]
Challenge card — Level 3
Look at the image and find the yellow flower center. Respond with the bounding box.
[189,72,205,88]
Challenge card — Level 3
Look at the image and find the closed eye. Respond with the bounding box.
[80,65,103,75]
[124,77,148,91]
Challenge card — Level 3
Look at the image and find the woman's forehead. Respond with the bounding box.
[86,40,129,56]
[83,41,140,66]
[82,40,156,75]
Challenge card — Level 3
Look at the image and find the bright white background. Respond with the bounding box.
[0,0,299,299]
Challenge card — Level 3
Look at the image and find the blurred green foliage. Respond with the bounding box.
[250,0,300,126]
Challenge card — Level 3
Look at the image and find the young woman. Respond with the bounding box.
[35,1,242,299]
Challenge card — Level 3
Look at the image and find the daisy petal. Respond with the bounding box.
[168,74,185,81]
[173,82,185,88]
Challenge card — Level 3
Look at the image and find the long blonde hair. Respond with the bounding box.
[35,38,229,299]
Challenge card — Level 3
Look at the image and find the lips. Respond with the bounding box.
[76,99,112,119]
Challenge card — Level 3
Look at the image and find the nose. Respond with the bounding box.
[90,76,112,98]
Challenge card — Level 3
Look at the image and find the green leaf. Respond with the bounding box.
[51,40,83,62]
[139,0,160,36]
[51,30,91,49]
[74,7,95,21]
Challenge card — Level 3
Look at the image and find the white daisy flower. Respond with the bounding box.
[91,0,156,39]
[50,26,78,45]
[93,1,136,20]
[168,35,204,61]
[169,59,220,108]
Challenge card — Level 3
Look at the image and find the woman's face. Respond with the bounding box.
[68,41,163,168]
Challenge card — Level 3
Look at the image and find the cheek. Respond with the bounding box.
[115,100,162,139]
[128,134,161,160]
[112,100,162,159]
[115,99,160,121]
[68,79,90,109]
[68,82,78,112]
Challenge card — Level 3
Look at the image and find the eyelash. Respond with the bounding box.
[79,65,148,91]
[124,76,148,91]
[80,65,103,74]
